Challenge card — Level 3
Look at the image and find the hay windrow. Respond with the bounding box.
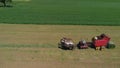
[0,24,119,68]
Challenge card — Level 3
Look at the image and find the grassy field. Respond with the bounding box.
[0,0,120,25]
[0,0,120,68]
[0,24,120,68]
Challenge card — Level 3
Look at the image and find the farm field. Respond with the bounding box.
[0,0,120,25]
[0,24,120,68]
[0,0,120,68]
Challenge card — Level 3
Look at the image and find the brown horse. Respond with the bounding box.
[58,37,75,50]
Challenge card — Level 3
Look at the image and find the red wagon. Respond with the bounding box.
[92,34,110,50]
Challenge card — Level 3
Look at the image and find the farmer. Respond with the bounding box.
[80,39,87,46]
[77,39,88,49]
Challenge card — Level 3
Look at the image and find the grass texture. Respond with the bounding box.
[0,0,120,25]
[0,24,120,68]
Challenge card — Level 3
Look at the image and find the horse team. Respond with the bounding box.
[58,34,112,50]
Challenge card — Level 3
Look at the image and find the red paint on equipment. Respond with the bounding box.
[93,35,110,47]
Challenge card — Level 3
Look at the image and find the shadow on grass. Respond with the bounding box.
[58,44,75,50]
[0,5,13,7]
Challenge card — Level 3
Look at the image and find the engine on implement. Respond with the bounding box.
[77,40,88,49]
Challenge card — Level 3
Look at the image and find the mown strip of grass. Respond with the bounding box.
[0,0,120,26]
[0,44,56,48]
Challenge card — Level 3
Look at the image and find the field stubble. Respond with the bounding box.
[0,24,120,68]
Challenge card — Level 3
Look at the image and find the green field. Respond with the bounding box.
[0,0,120,25]
[0,0,120,68]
